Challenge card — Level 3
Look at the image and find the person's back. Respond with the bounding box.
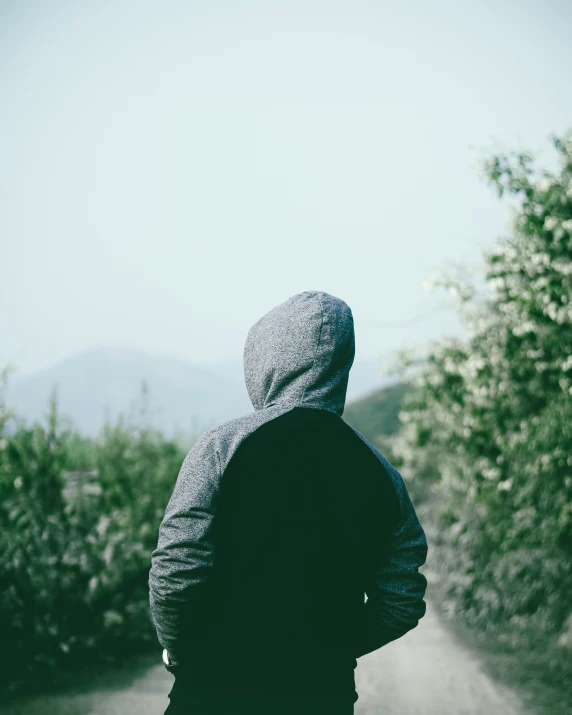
[149,291,429,715]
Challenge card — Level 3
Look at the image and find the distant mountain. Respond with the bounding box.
[4,348,395,437]
[4,348,250,437]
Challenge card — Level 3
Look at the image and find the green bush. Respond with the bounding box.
[0,375,189,693]
[389,130,572,647]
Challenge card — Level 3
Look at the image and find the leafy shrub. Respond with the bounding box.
[390,130,572,646]
[0,377,189,693]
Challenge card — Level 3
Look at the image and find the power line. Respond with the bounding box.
[357,304,451,329]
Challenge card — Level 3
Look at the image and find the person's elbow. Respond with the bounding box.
[390,568,428,631]
[374,574,428,636]
[357,569,428,657]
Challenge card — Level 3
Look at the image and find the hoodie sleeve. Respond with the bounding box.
[148,432,221,661]
[355,457,429,658]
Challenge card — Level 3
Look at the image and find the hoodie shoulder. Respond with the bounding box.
[191,404,296,474]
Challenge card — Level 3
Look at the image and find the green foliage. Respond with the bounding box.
[0,375,189,693]
[390,130,572,645]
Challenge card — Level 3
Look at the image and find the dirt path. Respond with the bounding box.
[4,599,530,714]
[354,599,527,714]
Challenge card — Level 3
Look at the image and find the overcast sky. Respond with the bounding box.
[2,0,571,377]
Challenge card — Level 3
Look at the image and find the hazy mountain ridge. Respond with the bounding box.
[4,347,394,437]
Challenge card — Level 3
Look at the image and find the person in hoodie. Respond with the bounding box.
[149,291,428,715]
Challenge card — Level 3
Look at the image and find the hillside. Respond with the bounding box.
[343,381,409,447]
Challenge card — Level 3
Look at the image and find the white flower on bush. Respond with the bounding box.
[88,576,98,595]
[537,176,553,192]
[103,610,124,628]
[487,276,505,293]
[531,251,551,266]
[513,320,536,336]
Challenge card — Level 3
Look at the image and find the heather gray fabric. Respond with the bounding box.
[244,291,355,417]
[148,290,427,662]
[149,402,295,658]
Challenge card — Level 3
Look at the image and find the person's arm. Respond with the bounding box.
[148,432,221,665]
[355,455,429,658]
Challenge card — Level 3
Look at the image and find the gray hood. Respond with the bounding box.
[243,291,355,417]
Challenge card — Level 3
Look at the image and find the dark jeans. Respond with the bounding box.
[164,655,357,715]
[164,701,354,715]
[164,675,355,715]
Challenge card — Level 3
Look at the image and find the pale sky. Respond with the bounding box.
[2,0,571,376]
